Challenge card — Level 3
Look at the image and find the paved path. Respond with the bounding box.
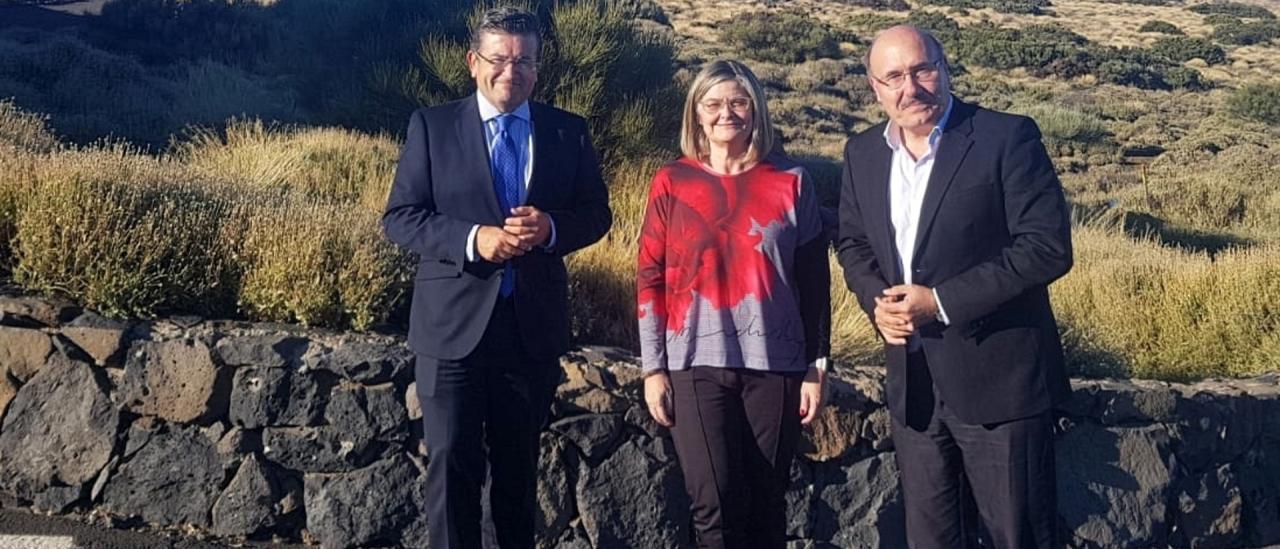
[0,509,219,549]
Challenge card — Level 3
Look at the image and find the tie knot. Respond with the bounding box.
[495,114,518,133]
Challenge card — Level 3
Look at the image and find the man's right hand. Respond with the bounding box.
[476,225,529,263]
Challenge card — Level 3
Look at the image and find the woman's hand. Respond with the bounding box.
[644,371,674,427]
[799,367,826,425]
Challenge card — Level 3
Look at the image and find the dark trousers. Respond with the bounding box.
[415,298,560,549]
[668,367,805,549]
[892,352,1057,549]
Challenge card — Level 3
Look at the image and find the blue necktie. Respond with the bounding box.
[492,114,521,297]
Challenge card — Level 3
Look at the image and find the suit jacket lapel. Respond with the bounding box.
[526,103,555,206]
[912,100,975,263]
[455,98,504,221]
[864,135,902,284]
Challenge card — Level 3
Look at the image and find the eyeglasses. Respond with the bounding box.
[472,50,539,72]
[870,60,943,90]
[698,97,752,114]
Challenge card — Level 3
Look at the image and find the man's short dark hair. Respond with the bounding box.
[471,7,542,51]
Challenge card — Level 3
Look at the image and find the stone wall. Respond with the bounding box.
[0,295,1278,548]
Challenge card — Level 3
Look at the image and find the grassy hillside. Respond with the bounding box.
[0,0,1277,380]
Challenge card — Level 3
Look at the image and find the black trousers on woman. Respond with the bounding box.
[668,366,805,549]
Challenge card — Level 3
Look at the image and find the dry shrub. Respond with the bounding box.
[237,197,412,330]
[10,146,241,317]
[0,99,60,154]
[1053,225,1280,381]
[566,157,659,349]
[174,119,400,210]
[829,253,883,366]
[787,59,855,94]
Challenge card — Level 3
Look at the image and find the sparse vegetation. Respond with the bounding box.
[1210,17,1280,45]
[719,12,846,64]
[836,0,911,10]
[914,17,1209,90]
[1138,20,1183,34]
[919,0,1054,15]
[1225,82,1280,124]
[1189,1,1276,20]
[1150,36,1227,64]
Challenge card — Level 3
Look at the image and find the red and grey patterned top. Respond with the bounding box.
[637,156,829,374]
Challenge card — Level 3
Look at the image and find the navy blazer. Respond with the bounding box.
[382,97,612,361]
[836,99,1073,426]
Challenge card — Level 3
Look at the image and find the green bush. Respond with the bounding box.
[1161,66,1208,89]
[1150,36,1227,64]
[907,11,964,40]
[952,23,1088,71]
[719,12,845,64]
[1102,0,1175,6]
[837,0,911,10]
[1225,82,1280,125]
[930,21,1205,90]
[615,0,670,23]
[1203,13,1240,25]
[1096,58,1169,89]
[919,0,1053,15]
[849,13,908,34]
[1211,17,1280,44]
[1138,20,1184,34]
[1189,1,1276,19]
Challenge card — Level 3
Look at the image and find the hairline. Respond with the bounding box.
[863,26,948,78]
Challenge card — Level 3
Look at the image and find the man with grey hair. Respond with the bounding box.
[382,7,611,548]
[836,25,1072,548]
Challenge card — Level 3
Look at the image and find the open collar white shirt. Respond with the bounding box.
[882,96,955,340]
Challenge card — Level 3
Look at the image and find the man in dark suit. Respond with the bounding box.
[836,25,1073,548]
[381,7,611,548]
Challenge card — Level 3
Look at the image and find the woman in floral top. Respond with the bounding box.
[637,59,831,548]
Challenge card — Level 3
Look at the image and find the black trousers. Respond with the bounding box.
[892,352,1058,549]
[668,367,805,549]
[415,298,560,549]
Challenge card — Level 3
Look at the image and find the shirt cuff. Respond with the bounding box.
[932,287,950,325]
[808,357,830,372]
[466,224,480,262]
[543,214,557,251]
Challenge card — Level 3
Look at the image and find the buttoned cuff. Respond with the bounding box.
[933,287,950,325]
[808,357,830,372]
[466,224,480,262]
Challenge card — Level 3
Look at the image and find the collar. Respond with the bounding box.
[882,94,954,152]
[476,93,531,124]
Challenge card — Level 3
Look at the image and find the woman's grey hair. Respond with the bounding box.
[470,7,542,50]
[679,59,776,163]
